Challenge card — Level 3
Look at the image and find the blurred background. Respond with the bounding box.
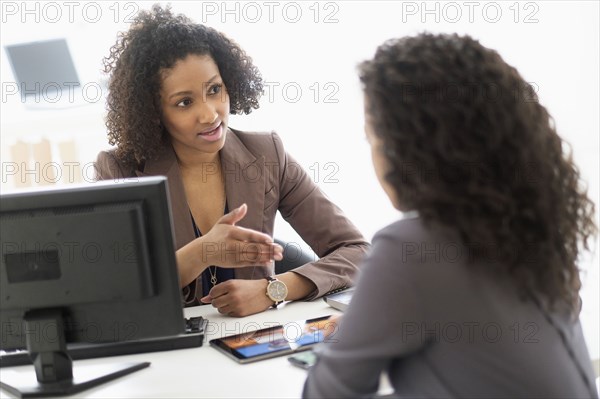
[1,1,598,368]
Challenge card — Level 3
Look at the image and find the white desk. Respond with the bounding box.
[0,300,340,398]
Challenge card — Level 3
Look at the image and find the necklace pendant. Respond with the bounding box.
[210,266,218,287]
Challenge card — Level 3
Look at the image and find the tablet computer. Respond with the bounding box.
[323,288,355,312]
[210,315,333,363]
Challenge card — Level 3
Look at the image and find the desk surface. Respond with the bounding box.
[0,300,339,398]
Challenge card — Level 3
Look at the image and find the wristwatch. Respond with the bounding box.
[265,276,288,308]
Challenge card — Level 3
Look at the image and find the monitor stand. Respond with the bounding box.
[0,309,150,398]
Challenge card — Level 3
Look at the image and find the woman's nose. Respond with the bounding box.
[197,101,218,125]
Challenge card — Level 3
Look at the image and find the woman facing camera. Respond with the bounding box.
[95,5,368,317]
[304,33,598,398]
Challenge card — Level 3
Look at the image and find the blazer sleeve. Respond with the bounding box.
[303,224,425,398]
[271,132,370,299]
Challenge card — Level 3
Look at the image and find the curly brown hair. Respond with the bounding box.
[359,33,597,316]
[103,4,263,169]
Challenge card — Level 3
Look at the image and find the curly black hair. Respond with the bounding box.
[103,4,263,169]
[359,33,597,316]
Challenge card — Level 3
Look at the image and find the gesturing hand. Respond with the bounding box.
[198,203,283,268]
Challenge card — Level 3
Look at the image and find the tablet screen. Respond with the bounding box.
[210,315,333,363]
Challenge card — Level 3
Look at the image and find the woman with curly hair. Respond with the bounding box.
[304,33,598,398]
[95,5,368,317]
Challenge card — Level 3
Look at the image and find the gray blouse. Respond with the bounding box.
[303,217,598,398]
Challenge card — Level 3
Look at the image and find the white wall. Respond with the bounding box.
[1,1,598,362]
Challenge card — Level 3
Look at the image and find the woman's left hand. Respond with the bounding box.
[200,279,274,317]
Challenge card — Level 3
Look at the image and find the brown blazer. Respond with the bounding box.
[95,129,369,305]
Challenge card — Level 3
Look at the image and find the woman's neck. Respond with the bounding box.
[173,146,220,172]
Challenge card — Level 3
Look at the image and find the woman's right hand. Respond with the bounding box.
[176,203,283,287]
[196,203,283,268]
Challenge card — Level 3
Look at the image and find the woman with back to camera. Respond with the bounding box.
[94,5,368,317]
[303,33,598,398]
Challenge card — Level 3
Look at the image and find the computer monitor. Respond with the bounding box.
[0,176,185,397]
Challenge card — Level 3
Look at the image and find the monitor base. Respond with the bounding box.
[0,361,149,398]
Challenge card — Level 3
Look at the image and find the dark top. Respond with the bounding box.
[303,216,598,399]
[190,207,234,300]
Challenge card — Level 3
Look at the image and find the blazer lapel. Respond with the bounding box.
[220,130,265,231]
[220,130,267,280]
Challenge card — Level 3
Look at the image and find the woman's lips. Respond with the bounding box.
[197,123,223,142]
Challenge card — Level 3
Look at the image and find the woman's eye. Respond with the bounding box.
[176,98,192,107]
[208,84,222,95]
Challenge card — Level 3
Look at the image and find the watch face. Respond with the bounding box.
[267,280,288,302]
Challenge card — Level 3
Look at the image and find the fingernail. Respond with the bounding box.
[200,295,211,303]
